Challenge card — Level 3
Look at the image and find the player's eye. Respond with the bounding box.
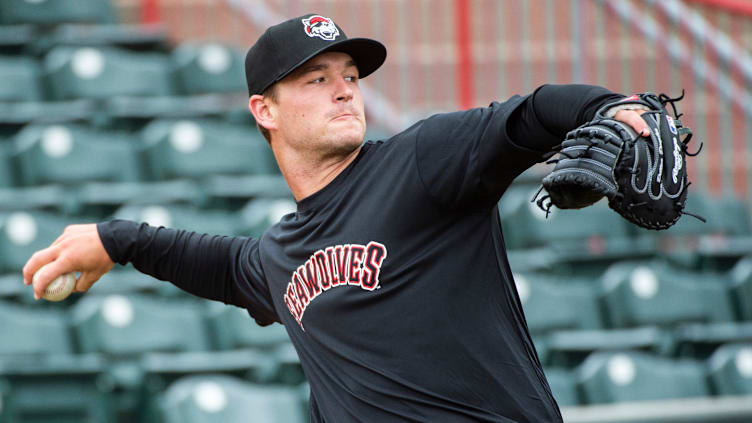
[345,75,358,83]
[309,77,325,84]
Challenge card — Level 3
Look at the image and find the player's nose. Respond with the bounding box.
[333,77,353,102]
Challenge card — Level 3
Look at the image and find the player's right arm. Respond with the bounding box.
[23,220,279,326]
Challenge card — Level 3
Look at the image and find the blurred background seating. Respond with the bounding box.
[0,0,750,422]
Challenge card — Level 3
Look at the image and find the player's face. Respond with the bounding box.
[272,52,366,156]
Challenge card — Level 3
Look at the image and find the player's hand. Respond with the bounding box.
[613,109,650,137]
[22,224,115,300]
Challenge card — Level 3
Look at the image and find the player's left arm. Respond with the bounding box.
[413,84,648,209]
[483,84,648,192]
[504,84,648,163]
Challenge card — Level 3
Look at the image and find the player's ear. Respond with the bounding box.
[249,95,278,132]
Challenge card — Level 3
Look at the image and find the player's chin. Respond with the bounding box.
[330,121,365,143]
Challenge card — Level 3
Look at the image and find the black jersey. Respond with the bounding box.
[99,84,623,422]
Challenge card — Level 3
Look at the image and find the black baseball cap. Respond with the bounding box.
[244,13,387,96]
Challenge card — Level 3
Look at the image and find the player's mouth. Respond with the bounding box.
[331,113,357,121]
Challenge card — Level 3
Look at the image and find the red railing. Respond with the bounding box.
[128,0,752,202]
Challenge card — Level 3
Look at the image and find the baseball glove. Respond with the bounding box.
[534,91,704,230]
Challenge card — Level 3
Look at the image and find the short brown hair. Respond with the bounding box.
[256,84,278,144]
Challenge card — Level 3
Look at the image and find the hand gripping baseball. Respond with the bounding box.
[23,224,115,300]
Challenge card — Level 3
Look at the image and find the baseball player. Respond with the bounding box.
[24,14,651,422]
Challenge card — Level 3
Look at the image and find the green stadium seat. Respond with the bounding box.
[0,24,36,54]
[0,354,115,423]
[86,267,161,297]
[0,57,93,124]
[576,350,709,404]
[74,180,206,216]
[105,92,245,122]
[0,210,72,273]
[0,56,42,102]
[543,368,579,406]
[600,260,734,328]
[113,203,242,236]
[0,141,13,188]
[158,374,306,423]
[673,322,752,360]
[500,186,630,249]
[43,46,173,101]
[0,273,25,302]
[514,272,603,335]
[11,123,141,187]
[0,185,75,215]
[139,119,277,181]
[654,194,752,271]
[138,349,279,422]
[33,23,170,54]
[707,342,752,396]
[238,198,297,237]
[0,99,93,126]
[545,326,672,369]
[662,193,749,239]
[205,302,290,351]
[0,300,115,422]
[500,187,655,276]
[656,191,714,239]
[71,293,275,421]
[71,294,210,355]
[696,198,752,270]
[505,248,558,274]
[171,43,246,95]
[203,175,290,209]
[0,0,115,25]
[730,256,752,320]
[223,107,256,127]
[0,300,72,358]
[81,265,188,299]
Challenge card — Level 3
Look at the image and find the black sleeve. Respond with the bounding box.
[415,84,623,209]
[97,220,279,326]
[507,84,624,152]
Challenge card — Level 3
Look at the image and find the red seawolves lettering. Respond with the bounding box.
[283,241,388,329]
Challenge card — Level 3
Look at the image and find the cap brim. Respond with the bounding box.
[269,37,386,90]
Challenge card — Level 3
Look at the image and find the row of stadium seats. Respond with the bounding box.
[545,344,752,407]
[2,257,750,363]
[519,258,752,332]
[0,292,304,422]
[11,337,746,423]
[0,370,308,423]
[1,286,750,416]
[0,0,116,26]
[0,44,246,102]
[0,43,249,125]
[502,185,752,274]
[1,120,277,186]
[0,294,292,357]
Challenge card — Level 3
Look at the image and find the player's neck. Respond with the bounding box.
[273,143,362,202]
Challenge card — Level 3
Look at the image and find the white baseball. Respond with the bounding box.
[33,263,77,302]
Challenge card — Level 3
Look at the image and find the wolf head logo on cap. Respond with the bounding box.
[302,15,340,41]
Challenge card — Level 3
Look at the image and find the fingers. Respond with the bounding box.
[22,247,59,287]
[614,109,650,137]
[75,271,102,293]
[30,257,74,301]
